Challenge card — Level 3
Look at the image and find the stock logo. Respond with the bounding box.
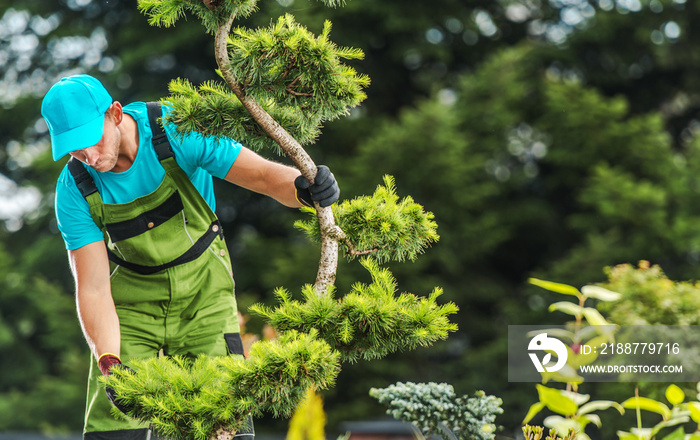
[528,333,568,373]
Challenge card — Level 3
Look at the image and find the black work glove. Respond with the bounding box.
[294,165,340,208]
[99,354,137,415]
[235,415,256,440]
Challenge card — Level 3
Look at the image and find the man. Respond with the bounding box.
[42,74,339,439]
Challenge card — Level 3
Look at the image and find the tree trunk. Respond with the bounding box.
[213,13,344,295]
[211,427,233,440]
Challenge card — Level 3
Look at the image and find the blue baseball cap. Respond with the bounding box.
[41,74,113,161]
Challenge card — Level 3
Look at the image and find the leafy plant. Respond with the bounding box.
[598,261,700,326]
[616,384,700,440]
[369,382,503,440]
[527,278,622,387]
[295,175,439,264]
[102,330,339,440]
[141,0,370,295]
[526,272,700,440]
[250,258,457,362]
[523,384,624,439]
[524,278,626,439]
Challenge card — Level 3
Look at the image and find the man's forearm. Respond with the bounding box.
[224,148,303,208]
[69,242,121,362]
[76,287,121,361]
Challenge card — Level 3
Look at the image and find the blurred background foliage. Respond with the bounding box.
[2,0,700,437]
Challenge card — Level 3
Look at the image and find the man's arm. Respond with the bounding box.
[68,241,121,363]
[224,147,303,208]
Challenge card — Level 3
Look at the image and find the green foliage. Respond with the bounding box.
[369,382,503,440]
[614,384,700,440]
[286,387,327,440]
[159,13,370,152]
[342,39,700,429]
[0,241,86,432]
[597,261,700,326]
[295,175,439,263]
[525,272,700,440]
[523,384,624,439]
[250,258,457,362]
[226,329,340,417]
[526,278,621,386]
[162,78,319,152]
[137,0,258,34]
[102,330,340,440]
[228,14,369,122]
[524,278,625,439]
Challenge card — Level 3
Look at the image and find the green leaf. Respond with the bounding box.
[579,413,602,428]
[580,285,622,302]
[581,307,610,326]
[688,402,700,423]
[522,401,545,425]
[536,385,579,416]
[560,390,590,406]
[665,384,685,406]
[543,415,580,434]
[621,397,671,420]
[661,427,686,440]
[529,278,582,297]
[549,301,584,317]
[578,400,625,416]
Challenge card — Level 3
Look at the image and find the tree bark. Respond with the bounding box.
[213,13,344,295]
[211,427,232,440]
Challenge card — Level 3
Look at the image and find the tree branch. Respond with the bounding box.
[213,12,345,295]
[341,238,385,256]
[287,88,314,97]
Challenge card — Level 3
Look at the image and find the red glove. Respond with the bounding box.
[98,353,122,376]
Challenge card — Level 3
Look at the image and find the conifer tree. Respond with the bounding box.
[104,1,458,438]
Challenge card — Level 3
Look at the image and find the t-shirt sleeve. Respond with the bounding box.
[161,107,242,179]
[55,166,104,251]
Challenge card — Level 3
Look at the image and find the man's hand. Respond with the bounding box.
[295,165,340,208]
[100,353,137,414]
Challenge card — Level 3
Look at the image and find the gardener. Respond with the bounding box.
[42,74,339,440]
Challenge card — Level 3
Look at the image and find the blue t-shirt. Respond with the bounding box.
[55,101,242,251]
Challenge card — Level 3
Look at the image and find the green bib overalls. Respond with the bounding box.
[69,103,249,440]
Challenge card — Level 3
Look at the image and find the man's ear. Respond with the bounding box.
[107,101,124,125]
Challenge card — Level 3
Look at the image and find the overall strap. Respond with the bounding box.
[146,101,174,161]
[67,157,98,198]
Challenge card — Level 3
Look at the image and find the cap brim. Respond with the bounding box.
[51,113,106,161]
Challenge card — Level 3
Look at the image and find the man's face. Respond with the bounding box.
[69,113,121,173]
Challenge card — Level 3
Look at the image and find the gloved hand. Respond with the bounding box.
[237,414,256,440]
[99,353,137,415]
[294,165,340,208]
[98,353,122,376]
